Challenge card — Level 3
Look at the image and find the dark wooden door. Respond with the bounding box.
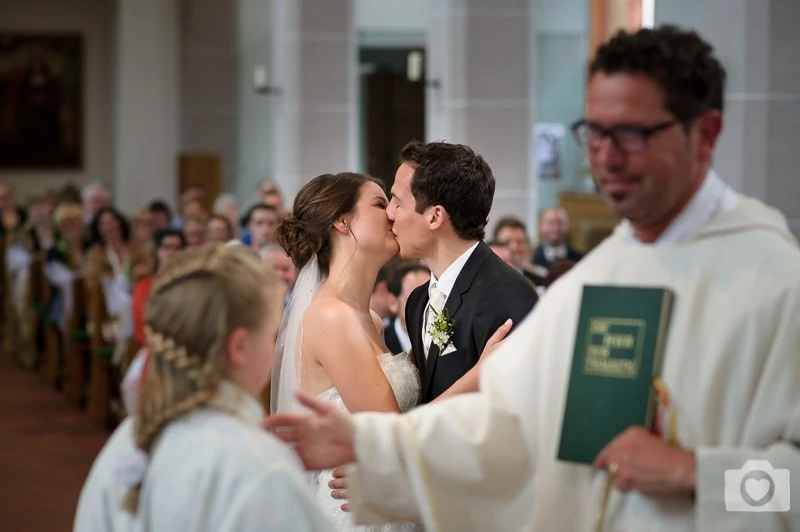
[365,70,425,188]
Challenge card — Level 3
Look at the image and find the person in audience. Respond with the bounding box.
[532,206,584,269]
[542,259,576,290]
[206,214,235,244]
[131,208,155,251]
[58,182,83,205]
[182,215,207,248]
[369,258,399,324]
[384,261,430,355]
[179,199,208,227]
[75,243,334,532]
[213,193,240,237]
[0,184,26,240]
[25,192,56,253]
[266,26,800,532]
[259,243,297,308]
[50,202,86,272]
[131,229,187,348]
[243,203,279,252]
[81,183,111,225]
[486,239,514,267]
[258,179,286,215]
[147,200,172,233]
[85,207,152,290]
[493,216,547,286]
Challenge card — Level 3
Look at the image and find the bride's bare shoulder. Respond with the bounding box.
[304,295,359,331]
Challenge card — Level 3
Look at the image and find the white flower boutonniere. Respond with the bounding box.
[427,306,456,354]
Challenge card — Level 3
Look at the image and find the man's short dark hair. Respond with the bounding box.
[155,229,186,249]
[148,200,172,218]
[243,203,277,226]
[399,140,495,241]
[387,261,430,297]
[589,25,726,123]
[492,216,528,240]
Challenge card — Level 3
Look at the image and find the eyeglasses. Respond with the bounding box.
[570,119,680,154]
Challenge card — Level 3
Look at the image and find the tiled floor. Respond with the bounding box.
[0,353,109,531]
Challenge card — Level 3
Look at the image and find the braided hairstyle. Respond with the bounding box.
[121,243,283,512]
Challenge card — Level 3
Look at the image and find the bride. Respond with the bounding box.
[271,172,506,531]
[272,172,419,531]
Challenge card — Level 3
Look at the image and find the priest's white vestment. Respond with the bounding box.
[75,382,334,532]
[346,193,800,532]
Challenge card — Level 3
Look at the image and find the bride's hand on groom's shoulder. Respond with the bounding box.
[263,392,356,471]
[479,319,513,362]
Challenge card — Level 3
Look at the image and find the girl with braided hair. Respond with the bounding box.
[75,243,334,532]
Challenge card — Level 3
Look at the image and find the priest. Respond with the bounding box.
[267,25,800,532]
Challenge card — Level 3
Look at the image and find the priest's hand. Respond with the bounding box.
[264,391,356,470]
[593,427,696,496]
[329,467,350,512]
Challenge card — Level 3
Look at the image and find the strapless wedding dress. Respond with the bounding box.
[314,352,422,532]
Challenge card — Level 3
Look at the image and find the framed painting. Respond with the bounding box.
[0,33,83,169]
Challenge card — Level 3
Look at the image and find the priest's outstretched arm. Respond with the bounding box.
[266,315,541,532]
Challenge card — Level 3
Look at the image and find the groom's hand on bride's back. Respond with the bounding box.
[329,467,350,512]
[264,392,356,470]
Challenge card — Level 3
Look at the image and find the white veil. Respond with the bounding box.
[271,255,324,414]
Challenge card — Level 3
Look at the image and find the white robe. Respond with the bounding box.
[74,382,334,532]
[346,194,800,532]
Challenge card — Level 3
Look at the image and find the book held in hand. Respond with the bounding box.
[557,285,675,465]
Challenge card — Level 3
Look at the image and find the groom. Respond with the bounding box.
[388,140,538,403]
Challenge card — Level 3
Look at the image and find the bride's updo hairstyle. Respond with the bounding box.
[277,172,382,276]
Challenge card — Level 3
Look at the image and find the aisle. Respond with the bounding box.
[0,353,109,531]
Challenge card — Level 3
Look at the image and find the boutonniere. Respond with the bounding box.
[428,306,456,353]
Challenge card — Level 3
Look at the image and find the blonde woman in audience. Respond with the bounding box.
[51,202,87,272]
[75,243,334,532]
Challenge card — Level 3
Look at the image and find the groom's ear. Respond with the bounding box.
[428,205,448,230]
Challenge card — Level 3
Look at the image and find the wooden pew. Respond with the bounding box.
[64,277,90,407]
[85,276,116,429]
[0,234,6,355]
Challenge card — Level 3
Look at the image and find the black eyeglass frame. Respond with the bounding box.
[569,118,684,154]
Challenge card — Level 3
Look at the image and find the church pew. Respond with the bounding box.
[0,234,6,356]
[35,262,62,388]
[63,278,90,407]
[85,276,122,430]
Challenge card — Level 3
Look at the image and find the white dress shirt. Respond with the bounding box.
[422,241,480,345]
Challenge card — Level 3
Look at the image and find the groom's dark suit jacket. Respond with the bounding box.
[407,241,539,404]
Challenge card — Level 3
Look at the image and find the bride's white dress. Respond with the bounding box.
[313,352,422,532]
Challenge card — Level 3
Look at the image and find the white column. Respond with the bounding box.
[656,0,800,237]
[113,0,180,214]
[426,0,536,233]
[270,0,358,203]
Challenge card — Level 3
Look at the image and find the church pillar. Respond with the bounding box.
[269,0,358,202]
[113,0,180,214]
[426,0,537,232]
[656,0,800,238]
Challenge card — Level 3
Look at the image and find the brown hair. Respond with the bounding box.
[122,243,283,512]
[399,140,495,241]
[276,172,382,275]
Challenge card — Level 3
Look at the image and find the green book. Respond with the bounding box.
[556,285,675,465]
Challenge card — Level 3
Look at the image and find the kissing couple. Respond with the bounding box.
[270,139,538,531]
